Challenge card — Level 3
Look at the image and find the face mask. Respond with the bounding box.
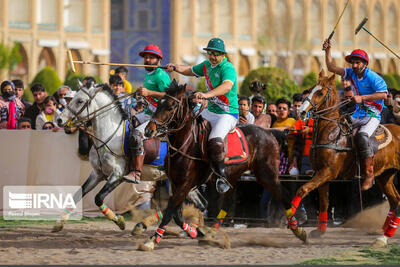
[59,98,67,106]
[45,107,54,114]
[2,91,14,98]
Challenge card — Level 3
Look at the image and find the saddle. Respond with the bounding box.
[198,118,249,165]
[351,124,393,153]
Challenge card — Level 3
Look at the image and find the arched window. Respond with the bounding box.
[326,0,337,41]
[310,0,322,43]
[64,0,85,32]
[197,0,212,37]
[38,47,56,71]
[372,3,383,46]
[372,59,382,73]
[388,59,397,74]
[293,55,305,84]
[257,0,268,39]
[342,2,353,45]
[310,57,321,74]
[90,56,100,77]
[387,4,398,47]
[293,0,305,45]
[65,49,82,73]
[356,1,368,46]
[10,44,29,84]
[239,55,250,77]
[238,0,251,39]
[277,56,288,72]
[274,0,289,43]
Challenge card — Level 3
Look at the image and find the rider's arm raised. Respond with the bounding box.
[166,64,195,76]
[323,39,345,77]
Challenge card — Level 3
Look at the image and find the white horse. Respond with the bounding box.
[54,82,130,231]
[53,82,207,233]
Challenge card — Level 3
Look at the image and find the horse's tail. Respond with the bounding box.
[267,129,289,158]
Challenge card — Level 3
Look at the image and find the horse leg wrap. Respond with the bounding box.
[286,196,302,219]
[384,216,400,238]
[182,222,198,239]
[155,226,166,244]
[382,210,395,232]
[317,211,328,232]
[287,216,298,230]
[99,203,117,222]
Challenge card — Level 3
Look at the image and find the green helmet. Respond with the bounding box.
[203,38,226,53]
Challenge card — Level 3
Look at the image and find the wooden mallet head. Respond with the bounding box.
[67,50,76,73]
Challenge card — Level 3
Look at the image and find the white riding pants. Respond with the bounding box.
[201,109,238,140]
[352,116,380,137]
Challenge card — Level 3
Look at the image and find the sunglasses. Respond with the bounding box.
[43,127,53,130]
[207,50,223,57]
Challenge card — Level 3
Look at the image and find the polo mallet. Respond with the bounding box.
[355,17,400,60]
[325,0,352,42]
[67,50,173,73]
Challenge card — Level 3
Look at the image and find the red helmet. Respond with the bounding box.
[345,49,369,65]
[139,44,163,59]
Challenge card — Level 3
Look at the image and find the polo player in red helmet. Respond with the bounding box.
[124,44,171,182]
[323,39,388,190]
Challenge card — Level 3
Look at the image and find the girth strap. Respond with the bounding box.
[311,143,353,152]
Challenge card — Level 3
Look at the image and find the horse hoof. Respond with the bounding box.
[115,215,125,230]
[309,229,325,239]
[137,238,156,251]
[131,222,147,236]
[52,222,64,233]
[291,227,308,243]
[372,236,388,248]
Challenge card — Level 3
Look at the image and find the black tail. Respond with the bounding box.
[267,129,289,158]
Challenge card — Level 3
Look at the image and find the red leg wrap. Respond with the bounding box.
[214,219,223,229]
[317,211,328,232]
[155,226,166,244]
[384,216,400,238]
[288,216,298,230]
[182,222,197,239]
[382,210,395,232]
[290,196,302,215]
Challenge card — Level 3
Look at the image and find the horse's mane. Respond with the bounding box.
[165,79,186,96]
[97,83,129,120]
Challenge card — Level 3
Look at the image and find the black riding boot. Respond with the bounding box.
[355,132,375,191]
[207,137,231,194]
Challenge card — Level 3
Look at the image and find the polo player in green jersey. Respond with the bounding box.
[124,44,171,182]
[166,38,239,193]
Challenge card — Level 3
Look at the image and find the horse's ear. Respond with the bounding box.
[77,80,83,89]
[319,69,325,79]
[328,73,336,81]
[262,83,266,90]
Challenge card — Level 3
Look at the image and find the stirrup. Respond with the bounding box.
[123,170,141,184]
[216,177,231,194]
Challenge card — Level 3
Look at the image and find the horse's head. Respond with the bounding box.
[145,79,188,138]
[57,81,101,127]
[298,69,336,120]
[249,80,266,96]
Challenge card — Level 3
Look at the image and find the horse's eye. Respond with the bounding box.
[77,99,84,104]
[317,91,324,96]
[167,106,174,111]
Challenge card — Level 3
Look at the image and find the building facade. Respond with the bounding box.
[0,0,110,85]
[171,0,400,86]
[110,0,171,85]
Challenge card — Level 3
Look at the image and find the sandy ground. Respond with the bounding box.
[0,203,399,265]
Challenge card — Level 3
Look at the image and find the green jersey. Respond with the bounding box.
[143,68,171,115]
[192,57,238,115]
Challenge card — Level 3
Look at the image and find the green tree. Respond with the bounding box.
[301,71,317,89]
[0,42,22,78]
[31,67,62,96]
[392,74,400,89]
[240,67,300,104]
[383,74,399,89]
[64,70,103,91]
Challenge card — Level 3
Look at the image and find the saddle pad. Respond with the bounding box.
[376,124,392,150]
[225,128,249,165]
[147,141,168,167]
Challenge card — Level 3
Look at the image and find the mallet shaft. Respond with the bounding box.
[362,28,400,60]
[73,61,161,69]
[328,0,352,40]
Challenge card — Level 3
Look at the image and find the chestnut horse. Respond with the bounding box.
[293,70,400,247]
[138,80,306,250]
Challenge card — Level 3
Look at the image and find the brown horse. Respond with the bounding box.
[138,80,306,250]
[293,69,400,247]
